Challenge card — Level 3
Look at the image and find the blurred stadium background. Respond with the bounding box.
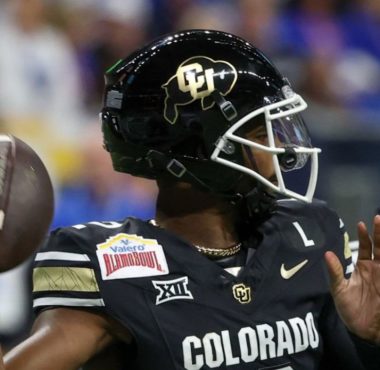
[0,0,379,349]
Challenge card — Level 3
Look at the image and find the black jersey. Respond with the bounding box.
[32,199,375,370]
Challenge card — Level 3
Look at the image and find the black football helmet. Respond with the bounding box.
[101,29,320,202]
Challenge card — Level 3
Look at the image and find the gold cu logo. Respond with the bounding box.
[161,56,237,124]
[232,283,251,304]
[177,63,215,100]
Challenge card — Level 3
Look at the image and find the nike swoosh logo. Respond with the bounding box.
[280,259,308,279]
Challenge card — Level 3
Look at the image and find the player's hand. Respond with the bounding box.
[325,215,380,344]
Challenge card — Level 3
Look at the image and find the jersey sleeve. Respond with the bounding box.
[32,227,105,315]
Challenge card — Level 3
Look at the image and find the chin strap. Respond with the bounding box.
[145,149,213,190]
[146,150,278,216]
[145,149,244,203]
[235,184,277,243]
[244,183,277,218]
[211,90,237,122]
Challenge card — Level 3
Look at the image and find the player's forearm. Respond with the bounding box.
[3,331,83,370]
[2,309,114,370]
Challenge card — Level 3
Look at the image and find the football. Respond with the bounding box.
[0,135,54,272]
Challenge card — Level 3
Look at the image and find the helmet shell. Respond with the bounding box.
[101,29,288,197]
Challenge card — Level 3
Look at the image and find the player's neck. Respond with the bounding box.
[155,182,240,250]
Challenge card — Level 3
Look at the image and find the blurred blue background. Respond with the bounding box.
[0,0,379,348]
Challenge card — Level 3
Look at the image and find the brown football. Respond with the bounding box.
[0,135,54,272]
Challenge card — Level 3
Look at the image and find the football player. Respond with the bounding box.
[2,30,380,370]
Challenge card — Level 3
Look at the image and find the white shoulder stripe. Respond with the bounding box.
[35,252,90,262]
[33,297,105,308]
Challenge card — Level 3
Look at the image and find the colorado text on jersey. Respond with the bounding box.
[182,312,318,369]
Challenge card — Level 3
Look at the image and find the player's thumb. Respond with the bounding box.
[324,251,345,294]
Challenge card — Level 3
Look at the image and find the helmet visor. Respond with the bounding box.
[272,113,311,149]
[271,112,312,171]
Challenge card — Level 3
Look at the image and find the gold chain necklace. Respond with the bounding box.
[150,220,242,258]
[194,243,242,258]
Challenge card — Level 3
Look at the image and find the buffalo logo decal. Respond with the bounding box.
[162,56,238,124]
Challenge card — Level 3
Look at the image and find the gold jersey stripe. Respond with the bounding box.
[33,267,100,293]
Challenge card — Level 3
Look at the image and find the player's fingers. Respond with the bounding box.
[357,221,372,260]
[324,251,346,295]
[373,215,380,262]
